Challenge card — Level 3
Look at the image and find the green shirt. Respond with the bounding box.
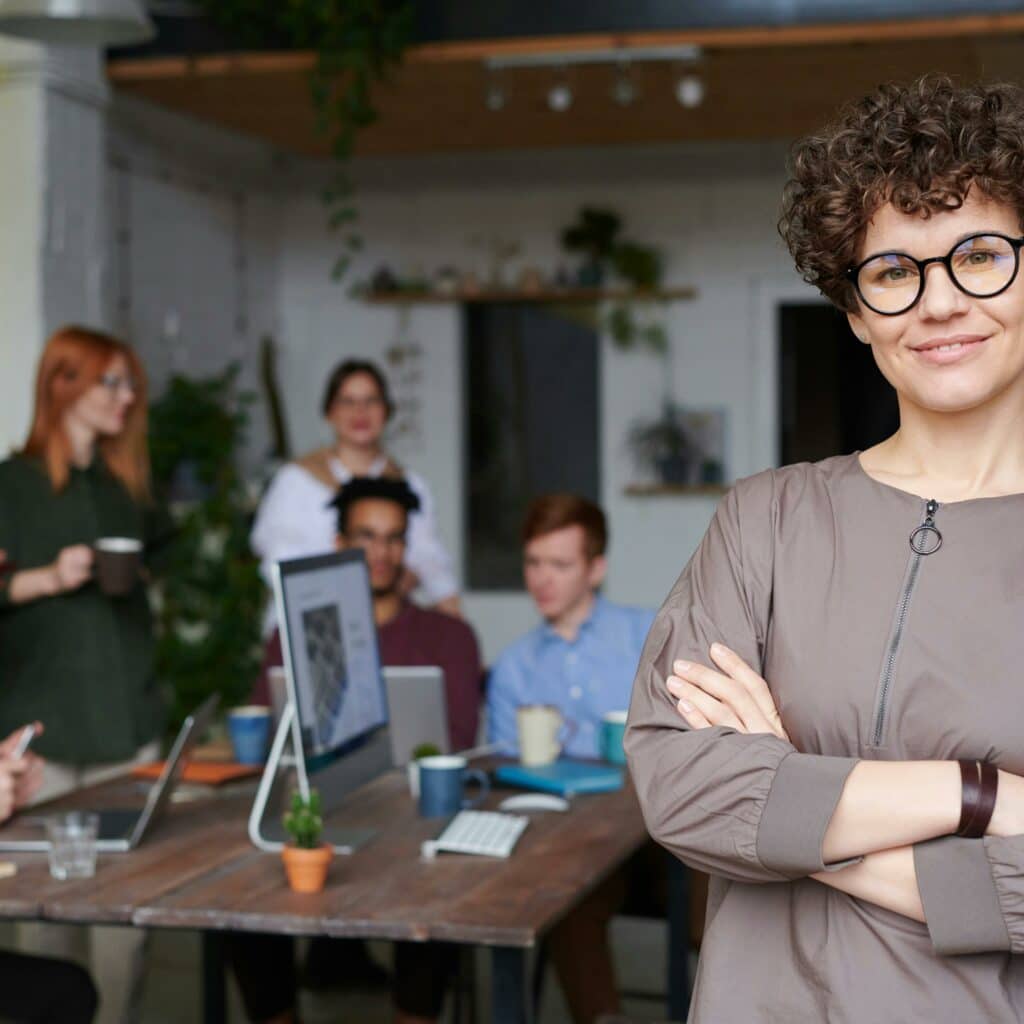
[0,455,164,764]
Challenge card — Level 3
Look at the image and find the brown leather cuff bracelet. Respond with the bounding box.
[957,759,999,839]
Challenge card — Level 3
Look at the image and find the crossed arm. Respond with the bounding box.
[666,644,1024,924]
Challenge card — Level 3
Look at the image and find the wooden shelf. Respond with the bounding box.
[624,483,728,497]
[356,286,697,306]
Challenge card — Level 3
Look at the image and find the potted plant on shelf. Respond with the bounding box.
[628,402,695,486]
[561,207,622,287]
[282,789,332,894]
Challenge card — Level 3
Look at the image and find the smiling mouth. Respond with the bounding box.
[911,335,987,354]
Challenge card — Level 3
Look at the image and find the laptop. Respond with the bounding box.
[0,693,219,853]
[383,666,450,766]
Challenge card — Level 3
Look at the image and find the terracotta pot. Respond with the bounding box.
[281,843,332,893]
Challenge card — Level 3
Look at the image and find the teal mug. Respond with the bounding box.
[600,710,629,765]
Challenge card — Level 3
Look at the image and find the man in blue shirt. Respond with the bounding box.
[487,494,654,759]
[486,494,656,1024]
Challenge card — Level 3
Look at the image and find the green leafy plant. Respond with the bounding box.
[284,789,324,850]
[559,206,667,351]
[561,207,623,265]
[628,402,695,485]
[148,365,265,731]
[411,742,441,760]
[197,0,414,279]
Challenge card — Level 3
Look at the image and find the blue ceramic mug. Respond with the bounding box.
[227,706,272,765]
[418,756,490,818]
[600,710,629,765]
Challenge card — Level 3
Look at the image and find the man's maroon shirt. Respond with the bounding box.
[253,602,483,751]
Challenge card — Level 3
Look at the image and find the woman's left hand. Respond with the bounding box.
[666,643,789,741]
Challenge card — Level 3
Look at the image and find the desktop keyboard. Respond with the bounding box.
[422,810,528,859]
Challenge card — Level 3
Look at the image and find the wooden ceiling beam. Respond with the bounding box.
[108,12,1024,85]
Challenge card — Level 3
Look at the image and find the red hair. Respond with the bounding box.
[522,493,608,560]
[22,326,150,502]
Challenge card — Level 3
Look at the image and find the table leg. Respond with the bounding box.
[667,855,692,1021]
[491,946,532,1024]
[202,930,227,1024]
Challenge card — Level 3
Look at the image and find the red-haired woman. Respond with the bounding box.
[0,327,161,1022]
[0,325,161,771]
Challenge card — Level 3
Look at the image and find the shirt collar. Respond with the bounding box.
[329,454,389,483]
[538,593,606,645]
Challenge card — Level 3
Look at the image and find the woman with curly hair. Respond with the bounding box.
[627,75,1024,1020]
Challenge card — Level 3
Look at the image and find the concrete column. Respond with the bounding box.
[0,39,108,451]
[0,38,45,451]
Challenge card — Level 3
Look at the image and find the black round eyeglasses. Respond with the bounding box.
[845,232,1024,316]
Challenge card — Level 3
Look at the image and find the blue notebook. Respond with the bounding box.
[494,759,624,796]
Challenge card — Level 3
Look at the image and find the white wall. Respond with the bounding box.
[275,143,820,659]
[105,96,283,467]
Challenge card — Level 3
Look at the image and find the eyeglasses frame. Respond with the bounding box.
[845,232,1024,316]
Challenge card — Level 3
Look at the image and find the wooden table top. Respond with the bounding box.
[0,766,649,948]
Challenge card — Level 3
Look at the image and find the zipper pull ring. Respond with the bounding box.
[910,499,943,555]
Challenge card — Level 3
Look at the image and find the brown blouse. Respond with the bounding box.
[626,453,1024,1022]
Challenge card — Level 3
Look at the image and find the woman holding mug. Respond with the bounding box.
[251,358,459,619]
[0,326,162,1023]
[0,325,162,773]
[627,76,1024,1021]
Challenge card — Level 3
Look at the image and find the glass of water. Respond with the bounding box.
[46,812,99,880]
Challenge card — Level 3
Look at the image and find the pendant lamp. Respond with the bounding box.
[0,0,155,46]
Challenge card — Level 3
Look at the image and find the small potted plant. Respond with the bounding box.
[407,742,441,800]
[628,402,695,485]
[281,789,332,894]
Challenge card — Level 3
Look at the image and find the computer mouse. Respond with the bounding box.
[498,793,569,813]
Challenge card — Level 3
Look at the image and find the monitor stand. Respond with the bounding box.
[247,702,382,855]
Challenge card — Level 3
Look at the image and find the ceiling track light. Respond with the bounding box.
[675,73,706,109]
[547,71,573,113]
[485,43,702,72]
[485,67,506,111]
[611,59,638,108]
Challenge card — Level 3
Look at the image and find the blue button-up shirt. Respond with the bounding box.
[486,596,656,759]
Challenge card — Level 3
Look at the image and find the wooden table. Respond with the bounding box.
[0,768,690,1024]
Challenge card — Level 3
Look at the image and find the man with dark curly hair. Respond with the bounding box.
[627,74,1024,1021]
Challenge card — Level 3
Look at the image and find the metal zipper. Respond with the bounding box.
[871,498,942,747]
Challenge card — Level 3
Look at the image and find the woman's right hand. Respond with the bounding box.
[51,544,93,594]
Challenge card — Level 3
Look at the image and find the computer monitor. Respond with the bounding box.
[272,549,387,762]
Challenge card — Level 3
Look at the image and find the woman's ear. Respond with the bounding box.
[847,310,870,345]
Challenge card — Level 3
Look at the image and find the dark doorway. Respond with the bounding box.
[464,304,600,590]
[778,303,899,466]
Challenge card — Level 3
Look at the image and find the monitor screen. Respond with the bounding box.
[272,550,387,758]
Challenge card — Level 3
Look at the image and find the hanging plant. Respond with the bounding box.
[559,205,668,352]
[197,0,414,280]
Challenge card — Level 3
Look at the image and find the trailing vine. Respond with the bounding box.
[198,0,414,279]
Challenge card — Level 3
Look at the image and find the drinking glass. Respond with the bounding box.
[46,812,99,880]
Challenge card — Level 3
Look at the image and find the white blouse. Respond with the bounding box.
[250,454,458,631]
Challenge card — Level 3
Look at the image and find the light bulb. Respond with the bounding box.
[611,68,637,107]
[547,82,573,113]
[675,74,705,109]
[486,83,506,111]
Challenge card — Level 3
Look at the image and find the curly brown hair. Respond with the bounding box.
[779,74,1024,312]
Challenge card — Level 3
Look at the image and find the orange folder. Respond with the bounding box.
[130,761,262,785]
